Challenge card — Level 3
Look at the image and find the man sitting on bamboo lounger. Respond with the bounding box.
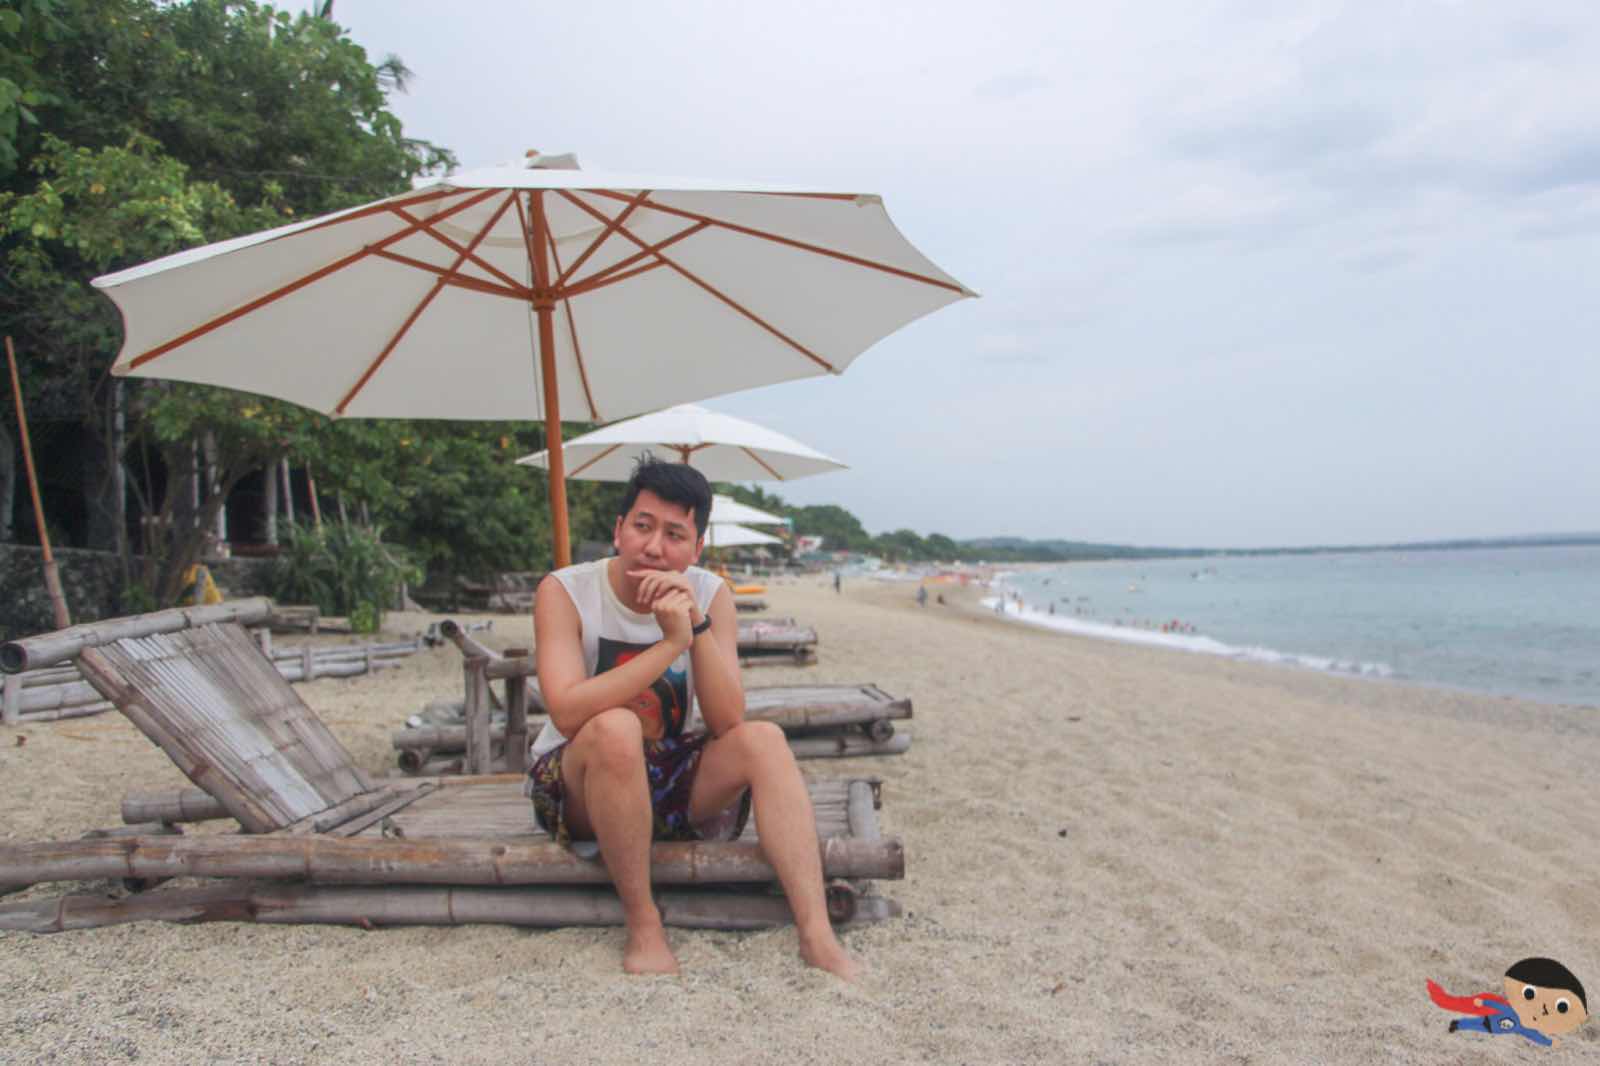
[529,458,857,979]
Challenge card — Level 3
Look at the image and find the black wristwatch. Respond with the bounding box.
[690,616,713,639]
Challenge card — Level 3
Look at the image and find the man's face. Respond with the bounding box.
[1503,976,1589,1038]
[614,489,703,573]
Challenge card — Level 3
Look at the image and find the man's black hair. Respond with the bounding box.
[617,456,712,536]
[1506,958,1587,1010]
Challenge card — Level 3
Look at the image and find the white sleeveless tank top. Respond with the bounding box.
[529,558,723,758]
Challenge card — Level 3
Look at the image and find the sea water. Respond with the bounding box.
[990,544,1600,708]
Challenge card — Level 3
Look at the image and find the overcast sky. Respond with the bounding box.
[301,1,1600,548]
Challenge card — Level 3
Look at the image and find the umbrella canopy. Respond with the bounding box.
[517,403,845,483]
[91,151,972,566]
[705,523,784,549]
[710,494,786,526]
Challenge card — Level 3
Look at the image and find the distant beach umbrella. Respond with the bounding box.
[517,403,846,483]
[704,523,784,549]
[91,151,973,567]
[710,494,787,526]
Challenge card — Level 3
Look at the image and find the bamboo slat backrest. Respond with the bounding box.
[87,623,371,833]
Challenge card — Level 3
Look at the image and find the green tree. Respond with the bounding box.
[1,0,453,609]
[790,503,872,552]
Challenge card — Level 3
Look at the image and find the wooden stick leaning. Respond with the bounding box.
[5,336,70,632]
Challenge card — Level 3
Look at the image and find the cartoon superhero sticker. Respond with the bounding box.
[597,636,688,741]
[1429,957,1589,1048]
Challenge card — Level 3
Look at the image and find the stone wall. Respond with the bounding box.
[0,544,274,641]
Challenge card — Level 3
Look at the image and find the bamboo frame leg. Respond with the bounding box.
[504,647,530,774]
[463,656,493,775]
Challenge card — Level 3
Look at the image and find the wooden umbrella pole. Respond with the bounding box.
[529,189,571,570]
[5,337,71,629]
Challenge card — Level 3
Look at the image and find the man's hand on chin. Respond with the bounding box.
[629,569,700,617]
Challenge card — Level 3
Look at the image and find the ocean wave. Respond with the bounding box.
[978,597,1394,679]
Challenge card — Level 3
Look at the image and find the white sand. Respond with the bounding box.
[2,579,1597,1063]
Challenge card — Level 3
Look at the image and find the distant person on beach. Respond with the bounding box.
[833,571,841,594]
[916,584,927,607]
[531,458,856,980]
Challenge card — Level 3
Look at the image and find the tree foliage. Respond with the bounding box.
[0,0,459,606]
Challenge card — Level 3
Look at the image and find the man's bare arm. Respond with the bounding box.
[534,575,689,737]
[689,583,744,736]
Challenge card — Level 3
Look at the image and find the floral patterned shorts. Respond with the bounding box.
[527,731,752,847]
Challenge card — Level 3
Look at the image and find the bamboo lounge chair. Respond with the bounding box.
[736,617,818,667]
[397,621,909,776]
[394,682,914,774]
[0,600,903,935]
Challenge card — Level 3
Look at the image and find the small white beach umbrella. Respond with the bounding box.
[90,151,974,567]
[705,523,784,549]
[516,403,846,482]
[710,494,787,526]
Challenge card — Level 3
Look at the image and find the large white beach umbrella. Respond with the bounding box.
[710,494,786,526]
[517,403,846,483]
[90,152,974,567]
[705,523,784,549]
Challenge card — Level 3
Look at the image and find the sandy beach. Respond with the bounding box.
[2,578,1597,1064]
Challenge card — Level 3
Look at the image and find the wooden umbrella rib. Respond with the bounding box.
[299,186,466,236]
[557,191,836,373]
[740,446,784,480]
[567,442,624,478]
[555,189,652,288]
[561,260,667,300]
[539,226,599,420]
[335,193,518,415]
[587,188,966,294]
[369,249,531,299]
[390,203,528,293]
[561,222,708,298]
[126,189,504,371]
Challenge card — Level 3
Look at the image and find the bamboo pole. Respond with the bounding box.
[393,724,909,763]
[16,680,101,713]
[463,655,493,775]
[5,336,70,629]
[846,781,880,842]
[0,881,900,935]
[786,733,911,759]
[0,833,904,890]
[438,619,500,660]
[15,701,113,723]
[483,655,537,681]
[122,788,230,825]
[17,665,82,687]
[0,598,275,673]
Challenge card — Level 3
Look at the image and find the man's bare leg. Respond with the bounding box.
[690,721,859,980]
[561,708,677,975]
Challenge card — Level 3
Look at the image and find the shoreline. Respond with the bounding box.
[977,556,1600,713]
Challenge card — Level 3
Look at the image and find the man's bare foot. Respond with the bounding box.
[799,927,859,981]
[623,922,680,975]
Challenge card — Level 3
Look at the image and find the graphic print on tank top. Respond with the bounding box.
[596,636,689,740]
